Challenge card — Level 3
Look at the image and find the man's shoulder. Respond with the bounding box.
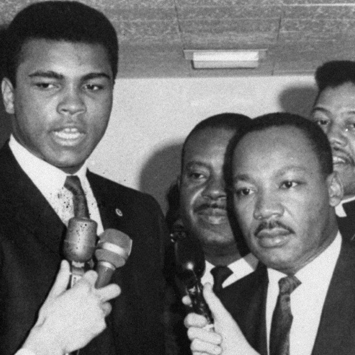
[88,171,155,201]
[87,170,163,218]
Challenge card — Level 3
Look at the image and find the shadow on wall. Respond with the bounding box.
[278,84,318,118]
[0,26,12,147]
[139,141,183,213]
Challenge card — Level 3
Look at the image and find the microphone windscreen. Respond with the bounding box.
[63,217,97,263]
[95,229,132,288]
[95,229,132,267]
[174,236,206,287]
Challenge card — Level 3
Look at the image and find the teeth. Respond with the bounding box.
[54,128,82,139]
[333,156,346,164]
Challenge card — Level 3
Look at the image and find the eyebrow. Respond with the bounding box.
[233,166,308,183]
[184,161,209,170]
[28,71,111,81]
[312,106,355,115]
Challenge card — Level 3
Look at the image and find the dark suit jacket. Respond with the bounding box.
[0,142,169,355]
[219,241,355,355]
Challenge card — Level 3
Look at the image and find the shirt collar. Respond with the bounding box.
[205,253,259,275]
[268,232,341,287]
[9,135,88,194]
[335,196,355,217]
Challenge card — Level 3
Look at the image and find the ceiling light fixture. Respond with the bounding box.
[184,49,266,69]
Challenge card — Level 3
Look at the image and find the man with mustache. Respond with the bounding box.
[179,113,258,290]
[184,113,355,355]
[167,113,258,354]
[310,61,355,241]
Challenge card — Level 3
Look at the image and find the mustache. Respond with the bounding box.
[255,220,294,236]
[194,202,227,213]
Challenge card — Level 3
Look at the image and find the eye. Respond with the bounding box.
[315,119,328,126]
[83,83,104,91]
[187,172,206,180]
[237,188,252,196]
[345,122,355,133]
[281,181,298,189]
[34,82,56,90]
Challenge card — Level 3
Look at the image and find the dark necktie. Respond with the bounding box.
[270,275,301,355]
[211,265,233,294]
[64,175,90,218]
[338,200,355,241]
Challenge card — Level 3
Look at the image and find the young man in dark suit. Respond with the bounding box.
[0,2,168,355]
[310,61,355,241]
[185,113,355,355]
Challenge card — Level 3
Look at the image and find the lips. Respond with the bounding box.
[256,228,291,248]
[195,205,228,225]
[52,127,85,145]
[332,148,354,166]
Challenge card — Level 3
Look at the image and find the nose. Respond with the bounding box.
[253,189,284,220]
[327,121,347,148]
[57,86,86,116]
[202,175,226,201]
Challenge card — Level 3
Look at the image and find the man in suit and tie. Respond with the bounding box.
[178,113,258,290]
[0,2,168,355]
[184,113,355,355]
[310,61,355,241]
[166,113,258,354]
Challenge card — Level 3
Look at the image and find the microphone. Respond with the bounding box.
[63,217,98,286]
[95,229,132,288]
[174,229,213,325]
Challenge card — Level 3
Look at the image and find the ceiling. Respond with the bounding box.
[0,0,355,78]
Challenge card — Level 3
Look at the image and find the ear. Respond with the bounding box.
[327,171,343,207]
[1,77,15,114]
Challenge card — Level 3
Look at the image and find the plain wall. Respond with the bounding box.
[86,75,316,211]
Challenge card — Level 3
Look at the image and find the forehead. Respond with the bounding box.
[233,126,321,176]
[184,128,235,164]
[17,39,112,77]
[315,83,355,110]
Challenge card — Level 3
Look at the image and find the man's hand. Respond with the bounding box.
[21,260,121,355]
[184,283,259,355]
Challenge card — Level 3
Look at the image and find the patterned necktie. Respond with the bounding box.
[64,175,90,218]
[211,265,233,294]
[270,275,301,355]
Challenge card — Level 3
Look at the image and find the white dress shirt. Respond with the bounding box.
[9,135,104,235]
[266,233,341,355]
[202,253,259,287]
[335,196,355,217]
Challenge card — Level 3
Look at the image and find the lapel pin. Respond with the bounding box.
[115,208,123,217]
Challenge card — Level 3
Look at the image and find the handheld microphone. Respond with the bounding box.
[174,230,213,325]
[63,217,98,286]
[95,229,132,288]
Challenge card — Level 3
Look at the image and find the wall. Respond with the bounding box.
[87,75,316,211]
[0,75,316,211]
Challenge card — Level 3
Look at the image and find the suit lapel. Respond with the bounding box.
[312,242,355,355]
[0,144,65,255]
[220,265,269,355]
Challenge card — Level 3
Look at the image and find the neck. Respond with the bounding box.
[203,245,241,266]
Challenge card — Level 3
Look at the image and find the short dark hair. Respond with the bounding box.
[225,112,333,188]
[5,1,119,85]
[315,60,355,94]
[181,112,251,170]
